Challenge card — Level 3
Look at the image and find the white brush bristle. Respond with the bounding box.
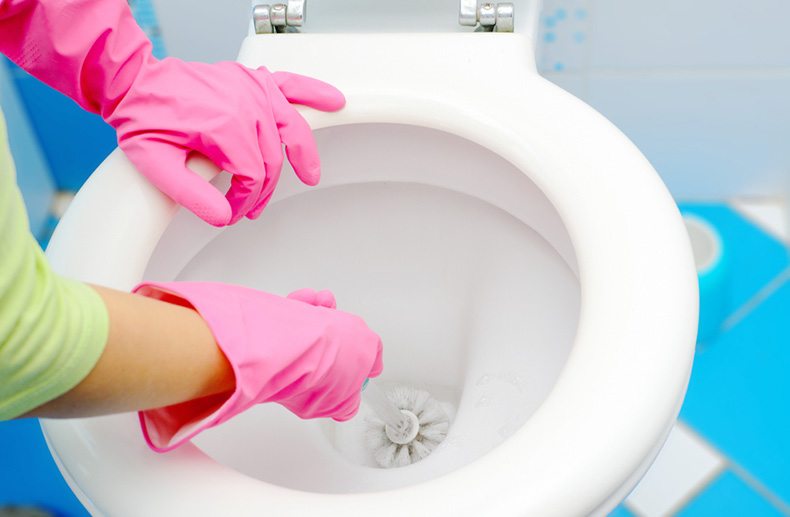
[364,386,451,468]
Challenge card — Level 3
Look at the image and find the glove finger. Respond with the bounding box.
[271,71,346,112]
[286,288,318,305]
[225,142,276,224]
[368,337,384,378]
[244,121,286,221]
[286,288,337,309]
[334,334,383,421]
[125,142,232,227]
[315,290,337,309]
[271,96,322,188]
[245,189,275,220]
[224,173,262,225]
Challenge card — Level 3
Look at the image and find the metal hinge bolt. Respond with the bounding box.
[459,0,514,32]
[253,0,306,34]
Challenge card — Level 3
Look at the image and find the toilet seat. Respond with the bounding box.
[43,33,697,516]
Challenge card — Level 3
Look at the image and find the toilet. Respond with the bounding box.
[41,1,698,515]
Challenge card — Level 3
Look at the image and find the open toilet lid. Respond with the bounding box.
[43,33,697,516]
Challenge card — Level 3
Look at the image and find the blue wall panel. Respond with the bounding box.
[4,61,118,193]
[0,57,55,240]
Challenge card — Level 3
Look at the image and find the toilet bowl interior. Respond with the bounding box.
[142,123,580,493]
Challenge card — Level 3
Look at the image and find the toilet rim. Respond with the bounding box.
[43,57,697,517]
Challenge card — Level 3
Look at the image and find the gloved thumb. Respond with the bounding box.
[287,288,337,309]
[271,70,346,112]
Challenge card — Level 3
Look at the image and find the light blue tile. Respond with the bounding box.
[7,62,118,192]
[678,204,789,318]
[677,471,786,517]
[678,205,790,506]
[588,0,790,69]
[540,72,588,100]
[0,57,55,239]
[680,271,790,505]
[130,0,168,59]
[607,503,636,517]
[537,0,593,73]
[585,72,790,199]
[153,0,251,63]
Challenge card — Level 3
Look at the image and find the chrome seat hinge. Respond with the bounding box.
[253,0,306,34]
[459,0,514,32]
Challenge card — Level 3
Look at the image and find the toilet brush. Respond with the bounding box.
[361,379,451,468]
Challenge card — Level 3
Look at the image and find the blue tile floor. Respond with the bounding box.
[0,419,89,516]
[614,203,790,516]
[1,202,789,515]
[677,471,787,517]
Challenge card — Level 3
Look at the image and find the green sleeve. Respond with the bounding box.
[0,110,109,419]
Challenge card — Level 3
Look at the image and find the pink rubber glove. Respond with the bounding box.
[285,287,338,309]
[0,0,345,226]
[132,283,383,452]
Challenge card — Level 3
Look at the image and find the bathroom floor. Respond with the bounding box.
[612,201,790,517]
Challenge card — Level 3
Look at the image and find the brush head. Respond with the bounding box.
[364,386,451,468]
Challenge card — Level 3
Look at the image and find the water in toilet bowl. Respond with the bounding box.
[141,124,580,494]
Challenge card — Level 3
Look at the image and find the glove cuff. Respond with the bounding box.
[133,282,255,452]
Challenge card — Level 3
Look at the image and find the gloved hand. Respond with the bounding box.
[286,287,338,309]
[0,0,345,226]
[132,283,383,452]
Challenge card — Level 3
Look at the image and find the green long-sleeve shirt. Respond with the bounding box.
[0,110,108,419]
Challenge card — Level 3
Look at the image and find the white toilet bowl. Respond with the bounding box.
[42,14,697,517]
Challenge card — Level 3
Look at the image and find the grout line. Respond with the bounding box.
[657,423,728,517]
[720,266,790,333]
[727,461,790,516]
[667,425,790,516]
[663,466,726,517]
[730,199,790,246]
[537,66,790,81]
[623,422,728,517]
[658,424,727,516]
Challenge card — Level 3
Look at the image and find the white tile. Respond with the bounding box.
[588,0,790,69]
[624,422,725,517]
[584,71,790,199]
[730,199,789,243]
[152,0,249,63]
[537,0,594,73]
[540,72,588,100]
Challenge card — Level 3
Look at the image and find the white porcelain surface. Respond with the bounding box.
[43,33,697,516]
[149,125,581,493]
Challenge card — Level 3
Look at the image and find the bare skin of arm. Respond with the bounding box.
[19,284,235,419]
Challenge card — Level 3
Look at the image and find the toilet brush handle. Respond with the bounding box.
[360,379,410,430]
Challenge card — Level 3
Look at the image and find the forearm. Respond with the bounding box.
[20,285,235,419]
